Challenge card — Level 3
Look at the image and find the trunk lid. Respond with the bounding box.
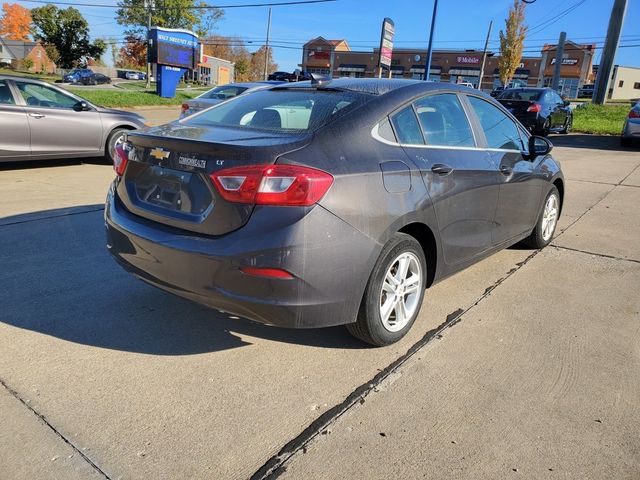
[117,123,311,235]
[497,99,537,121]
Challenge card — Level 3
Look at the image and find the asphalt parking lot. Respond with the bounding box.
[1,133,639,479]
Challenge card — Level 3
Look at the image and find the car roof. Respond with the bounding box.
[276,78,443,96]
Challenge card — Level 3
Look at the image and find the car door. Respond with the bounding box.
[547,91,566,128]
[465,95,542,245]
[0,79,30,159]
[393,93,500,266]
[14,80,103,157]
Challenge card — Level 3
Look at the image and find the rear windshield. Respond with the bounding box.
[200,85,249,100]
[183,88,371,132]
[499,89,542,101]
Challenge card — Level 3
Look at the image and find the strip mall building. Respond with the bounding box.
[301,37,597,98]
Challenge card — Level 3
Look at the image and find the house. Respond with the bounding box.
[0,37,56,73]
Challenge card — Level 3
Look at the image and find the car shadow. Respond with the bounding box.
[0,206,366,355]
[549,133,636,152]
[0,157,109,171]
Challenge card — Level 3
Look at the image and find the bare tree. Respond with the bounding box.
[498,0,527,87]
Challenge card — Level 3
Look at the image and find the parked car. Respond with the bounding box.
[106,78,564,346]
[621,100,640,147]
[490,86,505,97]
[80,72,112,85]
[268,71,312,82]
[497,87,573,135]
[125,71,146,80]
[180,81,285,117]
[0,75,146,162]
[63,68,94,84]
[577,84,595,98]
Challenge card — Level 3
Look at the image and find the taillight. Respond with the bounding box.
[629,109,640,118]
[181,103,190,114]
[210,164,333,206]
[527,103,542,113]
[114,144,128,176]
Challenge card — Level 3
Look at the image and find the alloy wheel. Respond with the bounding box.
[108,132,126,161]
[379,252,423,332]
[541,193,559,241]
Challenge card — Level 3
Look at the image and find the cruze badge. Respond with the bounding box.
[150,148,170,160]
[178,155,206,169]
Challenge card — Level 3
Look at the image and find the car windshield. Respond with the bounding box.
[201,85,250,100]
[183,88,371,133]
[499,89,542,101]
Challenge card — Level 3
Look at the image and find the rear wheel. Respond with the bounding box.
[347,233,427,347]
[523,186,560,249]
[560,115,572,134]
[538,118,551,136]
[105,128,128,163]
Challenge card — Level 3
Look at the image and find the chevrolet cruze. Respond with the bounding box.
[106,78,564,346]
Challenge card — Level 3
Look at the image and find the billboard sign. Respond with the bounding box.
[148,27,199,97]
[378,17,395,69]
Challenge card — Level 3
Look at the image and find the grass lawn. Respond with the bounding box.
[0,67,60,83]
[67,88,201,107]
[572,103,630,136]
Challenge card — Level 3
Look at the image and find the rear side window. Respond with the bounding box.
[468,96,524,151]
[0,80,15,105]
[499,89,542,101]
[185,89,370,132]
[391,106,424,145]
[413,93,475,147]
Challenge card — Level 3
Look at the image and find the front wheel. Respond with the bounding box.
[347,233,427,347]
[523,186,560,249]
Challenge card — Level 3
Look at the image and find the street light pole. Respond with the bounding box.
[478,20,493,90]
[263,7,272,81]
[145,0,154,89]
[423,0,438,81]
[593,0,628,105]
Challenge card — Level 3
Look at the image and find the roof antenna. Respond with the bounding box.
[310,73,331,85]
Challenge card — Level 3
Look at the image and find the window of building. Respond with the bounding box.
[619,80,624,88]
[306,67,331,75]
[634,82,640,90]
[467,96,523,151]
[413,93,475,147]
[390,106,424,145]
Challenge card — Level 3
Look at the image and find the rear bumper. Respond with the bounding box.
[512,112,544,132]
[105,184,379,328]
[623,118,640,138]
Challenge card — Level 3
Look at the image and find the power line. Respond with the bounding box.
[18,0,336,9]
[527,0,589,36]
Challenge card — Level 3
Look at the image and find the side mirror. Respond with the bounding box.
[73,101,91,112]
[528,135,553,159]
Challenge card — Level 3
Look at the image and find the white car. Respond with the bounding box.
[125,71,146,80]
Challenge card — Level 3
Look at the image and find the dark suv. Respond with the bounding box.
[63,68,94,84]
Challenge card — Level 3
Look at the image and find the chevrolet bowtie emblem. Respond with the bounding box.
[150,148,170,160]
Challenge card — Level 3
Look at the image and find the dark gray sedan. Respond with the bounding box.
[106,78,564,346]
[0,75,145,162]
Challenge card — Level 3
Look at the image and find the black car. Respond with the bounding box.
[268,71,311,82]
[80,73,112,85]
[497,87,572,135]
[106,78,564,346]
[577,84,595,98]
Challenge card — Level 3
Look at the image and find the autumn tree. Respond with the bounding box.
[116,34,147,69]
[498,0,527,86]
[0,3,32,41]
[248,46,277,82]
[116,0,222,37]
[31,5,106,68]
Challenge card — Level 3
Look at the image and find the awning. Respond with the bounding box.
[449,66,480,76]
[338,64,366,72]
[383,65,405,74]
[493,68,531,79]
[409,65,442,74]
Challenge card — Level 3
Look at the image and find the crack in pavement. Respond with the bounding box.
[249,250,540,480]
[0,377,111,479]
[551,245,640,265]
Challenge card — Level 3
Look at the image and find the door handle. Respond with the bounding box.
[431,164,453,175]
[28,113,45,119]
[500,165,513,175]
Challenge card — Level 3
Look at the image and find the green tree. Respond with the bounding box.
[43,43,60,65]
[22,57,33,71]
[31,5,106,68]
[116,0,223,37]
[498,0,527,87]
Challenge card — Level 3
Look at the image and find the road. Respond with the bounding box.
[0,134,638,480]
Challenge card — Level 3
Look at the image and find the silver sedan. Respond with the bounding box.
[180,81,285,118]
[621,101,640,147]
[0,75,146,162]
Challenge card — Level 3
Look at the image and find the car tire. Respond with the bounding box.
[347,233,427,347]
[560,115,572,134]
[540,118,551,136]
[105,128,128,163]
[523,186,560,249]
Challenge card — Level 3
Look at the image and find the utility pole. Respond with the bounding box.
[423,0,438,81]
[263,7,272,81]
[145,0,154,89]
[593,0,628,105]
[478,20,493,90]
[551,31,566,93]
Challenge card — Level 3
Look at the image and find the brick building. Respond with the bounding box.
[0,38,56,74]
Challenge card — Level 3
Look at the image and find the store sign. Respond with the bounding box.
[457,56,480,64]
[308,51,330,60]
[378,17,395,68]
[550,58,579,65]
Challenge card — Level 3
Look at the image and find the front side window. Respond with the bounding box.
[0,80,15,105]
[467,96,523,151]
[201,85,249,100]
[390,106,424,145]
[413,93,475,147]
[16,82,78,109]
[185,89,370,132]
